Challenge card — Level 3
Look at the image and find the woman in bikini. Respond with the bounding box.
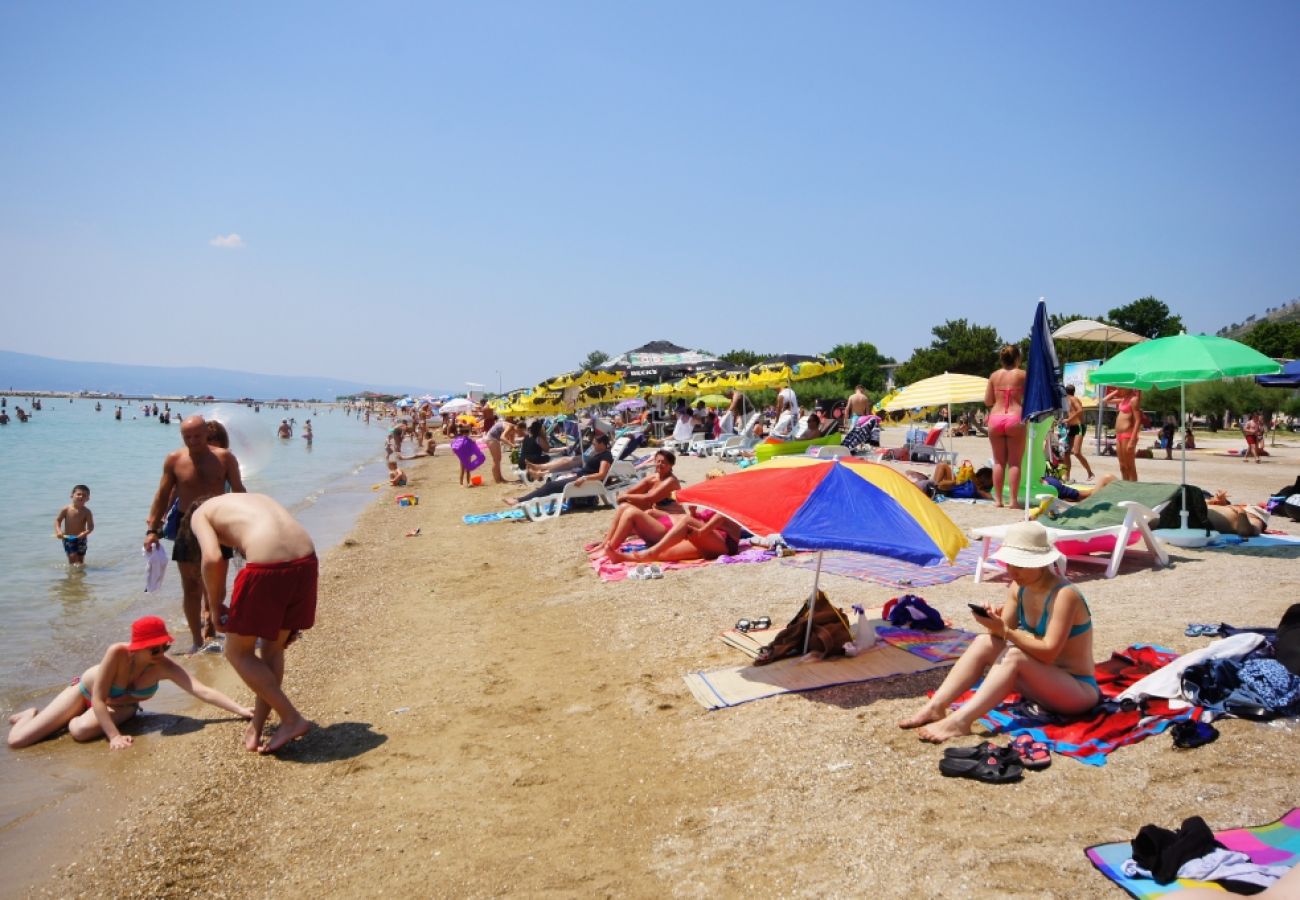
[985,344,1028,508]
[1103,387,1142,481]
[602,506,743,563]
[7,616,252,750]
[899,521,1099,743]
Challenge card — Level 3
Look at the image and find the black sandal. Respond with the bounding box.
[938,753,1024,783]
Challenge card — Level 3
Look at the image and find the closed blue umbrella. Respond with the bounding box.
[1021,299,1065,514]
[1023,298,1065,422]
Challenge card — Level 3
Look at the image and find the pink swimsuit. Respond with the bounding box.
[987,386,1022,435]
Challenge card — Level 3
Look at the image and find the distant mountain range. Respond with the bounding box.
[0,349,428,400]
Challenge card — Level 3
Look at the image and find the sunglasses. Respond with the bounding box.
[734,617,772,633]
[149,643,173,656]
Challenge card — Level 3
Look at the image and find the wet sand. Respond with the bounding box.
[10,429,1300,898]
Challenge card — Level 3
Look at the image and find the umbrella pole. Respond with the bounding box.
[802,551,824,655]
[1180,383,1190,532]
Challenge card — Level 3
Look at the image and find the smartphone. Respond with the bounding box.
[967,602,992,618]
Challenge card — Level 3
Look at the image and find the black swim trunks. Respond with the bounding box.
[62,536,88,557]
[171,532,234,564]
[1067,424,1086,440]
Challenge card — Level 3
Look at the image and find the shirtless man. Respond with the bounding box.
[1063,385,1094,480]
[845,384,872,424]
[144,416,245,653]
[186,493,317,753]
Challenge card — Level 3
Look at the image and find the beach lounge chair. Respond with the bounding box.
[519,461,641,522]
[971,481,1178,582]
[905,424,955,465]
[690,413,758,457]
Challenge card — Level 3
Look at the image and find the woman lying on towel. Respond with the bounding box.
[600,505,744,563]
[898,521,1099,744]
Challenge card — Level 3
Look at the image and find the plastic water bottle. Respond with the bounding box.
[851,604,877,649]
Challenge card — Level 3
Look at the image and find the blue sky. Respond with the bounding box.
[2,2,1297,394]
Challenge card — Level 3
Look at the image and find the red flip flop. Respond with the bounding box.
[1011,734,1052,770]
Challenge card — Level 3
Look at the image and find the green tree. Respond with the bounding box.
[719,349,765,368]
[894,319,1003,385]
[1240,320,1300,359]
[1187,378,1280,429]
[827,341,893,393]
[1107,297,1184,340]
[577,350,609,372]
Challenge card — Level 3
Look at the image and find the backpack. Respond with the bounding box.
[754,591,853,665]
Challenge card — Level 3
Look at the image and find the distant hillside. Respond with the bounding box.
[1216,297,1300,339]
[0,350,428,400]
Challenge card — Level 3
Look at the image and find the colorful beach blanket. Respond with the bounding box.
[1086,808,1300,898]
[585,540,775,582]
[462,508,528,525]
[683,642,951,710]
[876,626,975,663]
[959,644,1201,766]
[780,546,984,588]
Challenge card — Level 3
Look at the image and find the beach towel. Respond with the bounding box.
[462,508,528,525]
[1086,808,1300,898]
[683,642,951,710]
[958,644,1201,766]
[585,540,774,582]
[875,626,975,663]
[780,546,984,588]
[1047,482,1183,530]
[1205,532,1300,551]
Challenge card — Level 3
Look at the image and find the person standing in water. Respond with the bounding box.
[143,416,246,654]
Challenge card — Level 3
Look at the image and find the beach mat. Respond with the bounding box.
[1085,808,1300,898]
[586,540,774,582]
[967,644,1199,766]
[684,643,951,710]
[779,546,984,588]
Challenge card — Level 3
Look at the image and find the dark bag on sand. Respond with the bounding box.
[754,591,853,666]
[1155,486,1212,532]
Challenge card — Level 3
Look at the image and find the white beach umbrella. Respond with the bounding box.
[439,397,476,414]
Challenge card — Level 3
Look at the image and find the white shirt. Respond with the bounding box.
[777,387,800,422]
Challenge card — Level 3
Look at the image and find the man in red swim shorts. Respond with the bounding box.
[184,493,317,754]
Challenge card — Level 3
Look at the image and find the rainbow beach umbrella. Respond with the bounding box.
[676,457,967,652]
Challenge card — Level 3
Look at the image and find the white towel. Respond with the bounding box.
[143,544,169,592]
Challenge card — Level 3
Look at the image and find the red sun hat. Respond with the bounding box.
[128,616,174,652]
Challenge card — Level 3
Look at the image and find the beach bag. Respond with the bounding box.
[954,460,974,485]
[450,435,486,472]
[754,591,852,665]
[883,594,945,631]
[163,498,182,541]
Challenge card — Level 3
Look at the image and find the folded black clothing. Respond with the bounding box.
[1132,816,1223,884]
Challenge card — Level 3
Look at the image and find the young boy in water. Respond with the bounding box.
[55,484,95,566]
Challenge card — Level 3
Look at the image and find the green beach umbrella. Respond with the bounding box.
[1092,334,1280,542]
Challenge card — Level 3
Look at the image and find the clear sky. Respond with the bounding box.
[2,2,1297,394]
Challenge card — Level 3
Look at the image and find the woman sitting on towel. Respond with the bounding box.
[7,616,252,750]
[898,521,1098,744]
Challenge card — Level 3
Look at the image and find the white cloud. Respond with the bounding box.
[209,233,245,249]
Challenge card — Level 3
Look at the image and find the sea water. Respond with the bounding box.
[0,399,390,710]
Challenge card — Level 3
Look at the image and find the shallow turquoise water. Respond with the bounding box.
[0,398,388,708]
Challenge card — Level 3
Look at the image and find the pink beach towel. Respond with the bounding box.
[585,540,775,582]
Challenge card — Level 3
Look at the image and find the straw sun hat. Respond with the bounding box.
[990,521,1062,569]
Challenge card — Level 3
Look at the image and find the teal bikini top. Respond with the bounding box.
[1017,583,1091,639]
[78,679,159,703]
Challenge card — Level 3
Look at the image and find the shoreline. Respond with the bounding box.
[0,453,390,897]
[9,434,1300,897]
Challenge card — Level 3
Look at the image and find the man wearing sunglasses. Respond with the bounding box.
[184,493,317,754]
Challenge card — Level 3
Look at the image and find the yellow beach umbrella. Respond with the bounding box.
[880,373,989,412]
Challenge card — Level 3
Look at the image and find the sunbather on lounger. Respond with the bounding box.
[603,506,743,563]
[899,521,1099,744]
[507,433,613,505]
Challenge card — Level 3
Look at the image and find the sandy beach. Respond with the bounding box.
[12,428,1300,898]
